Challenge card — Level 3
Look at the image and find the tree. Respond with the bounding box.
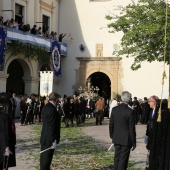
[105,0,170,70]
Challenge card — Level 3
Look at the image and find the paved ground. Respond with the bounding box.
[10,120,38,170]
[10,118,147,170]
[82,118,147,169]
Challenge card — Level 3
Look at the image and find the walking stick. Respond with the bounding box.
[40,139,69,154]
[40,147,53,154]
[108,144,114,151]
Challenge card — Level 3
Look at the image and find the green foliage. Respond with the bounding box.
[106,0,170,70]
[116,93,121,102]
[8,40,51,64]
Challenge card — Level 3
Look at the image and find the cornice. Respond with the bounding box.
[22,0,29,3]
[39,0,55,12]
[76,57,122,61]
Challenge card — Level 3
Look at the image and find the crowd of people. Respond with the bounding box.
[0,90,170,170]
[4,92,108,127]
[1,90,153,129]
[0,16,66,42]
[109,92,170,170]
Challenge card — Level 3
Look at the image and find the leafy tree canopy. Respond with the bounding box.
[106,0,170,70]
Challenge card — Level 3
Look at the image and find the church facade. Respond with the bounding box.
[0,0,169,99]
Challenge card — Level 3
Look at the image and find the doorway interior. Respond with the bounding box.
[6,59,24,94]
[87,72,111,99]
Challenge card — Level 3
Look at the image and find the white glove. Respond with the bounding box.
[144,135,148,145]
[51,140,57,149]
[4,151,13,156]
[4,147,12,156]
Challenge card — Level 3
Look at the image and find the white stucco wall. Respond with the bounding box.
[0,0,168,99]
[58,0,169,99]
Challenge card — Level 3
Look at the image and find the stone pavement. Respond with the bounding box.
[10,120,38,170]
[10,118,147,170]
[82,118,147,170]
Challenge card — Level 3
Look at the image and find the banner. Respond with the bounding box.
[0,27,6,71]
[7,28,67,54]
[40,71,53,97]
[61,43,67,56]
[52,41,61,76]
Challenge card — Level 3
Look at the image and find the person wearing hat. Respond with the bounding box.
[40,92,61,170]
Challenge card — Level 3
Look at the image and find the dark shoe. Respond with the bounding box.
[100,123,102,125]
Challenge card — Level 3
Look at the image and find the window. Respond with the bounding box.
[42,15,50,33]
[15,3,24,24]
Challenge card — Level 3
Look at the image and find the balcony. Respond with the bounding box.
[6,27,67,56]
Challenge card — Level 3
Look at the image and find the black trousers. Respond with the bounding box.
[95,110,103,125]
[40,144,54,170]
[20,112,26,125]
[114,144,131,170]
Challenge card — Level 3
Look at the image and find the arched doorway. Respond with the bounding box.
[87,72,111,99]
[77,57,121,100]
[6,59,24,94]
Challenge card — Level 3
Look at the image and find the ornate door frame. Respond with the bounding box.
[76,57,122,99]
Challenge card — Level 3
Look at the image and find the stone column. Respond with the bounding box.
[23,76,39,96]
[0,73,9,92]
[111,61,119,100]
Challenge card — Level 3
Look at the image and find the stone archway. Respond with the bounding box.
[76,57,122,99]
[6,58,32,95]
[2,56,40,96]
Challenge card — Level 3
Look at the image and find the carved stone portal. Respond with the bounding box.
[76,57,122,99]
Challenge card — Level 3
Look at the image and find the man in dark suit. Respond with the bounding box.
[145,95,159,169]
[109,91,136,170]
[40,92,61,170]
[145,95,159,150]
[140,97,150,124]
[85,95,93,118]
[132,97,140,124]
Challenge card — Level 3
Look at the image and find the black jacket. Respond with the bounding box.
[86,99,93,110]
[109,103,136,147]
[147,108,170,170]
[0,112,16,168]
[40,102,61,147]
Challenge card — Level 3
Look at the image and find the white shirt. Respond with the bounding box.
[109,100,118,118]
